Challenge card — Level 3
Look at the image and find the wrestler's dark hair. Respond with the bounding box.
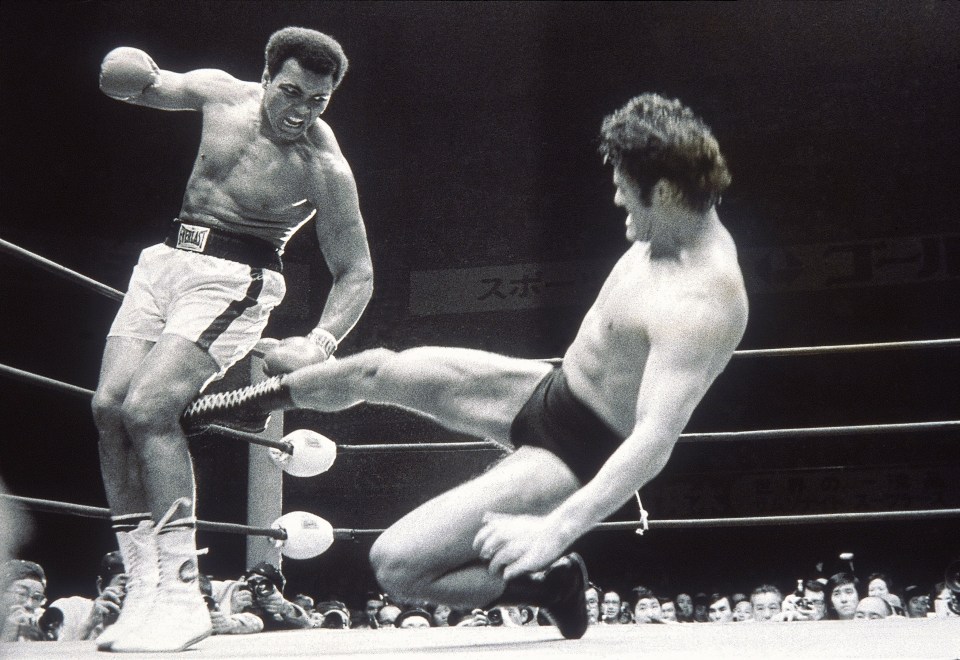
[599,93,731,212]
[265,27,349,89]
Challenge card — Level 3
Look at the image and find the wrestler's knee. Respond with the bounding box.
[369,532,423,600]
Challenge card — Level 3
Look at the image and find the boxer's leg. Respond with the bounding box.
[92,336,154,516]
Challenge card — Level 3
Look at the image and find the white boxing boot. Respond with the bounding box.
[96,516,158,651]
[109,499,212,653]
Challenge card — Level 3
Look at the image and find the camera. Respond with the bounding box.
[244,577,276,600]
[793,579,809,610]
[487,608,503,626]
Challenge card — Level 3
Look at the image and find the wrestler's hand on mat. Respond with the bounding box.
[474,512,572,581]
[260,336,332,375]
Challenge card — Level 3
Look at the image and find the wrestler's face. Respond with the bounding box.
[262,58,334,141]
[613,167,650,243]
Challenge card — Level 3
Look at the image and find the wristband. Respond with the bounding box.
[306,328,338,358]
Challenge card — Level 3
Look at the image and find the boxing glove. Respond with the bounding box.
[100,47,161,100]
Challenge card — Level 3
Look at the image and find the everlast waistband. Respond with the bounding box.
[165,220,283,272]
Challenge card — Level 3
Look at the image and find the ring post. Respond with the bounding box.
[245,355,283,568]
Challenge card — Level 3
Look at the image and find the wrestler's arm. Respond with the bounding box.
[307,124,375,344]
[99,47,242,111]
[482,291,744,579]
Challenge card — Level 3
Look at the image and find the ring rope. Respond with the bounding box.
[0,237,125,302]
[3,359,958,448]
[6,494,958,545]
[3,235,959,361]
[0,362,96,398]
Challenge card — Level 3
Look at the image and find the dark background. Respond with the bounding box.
[1,1,958,607]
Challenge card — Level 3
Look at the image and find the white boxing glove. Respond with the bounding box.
[100,47,161,100]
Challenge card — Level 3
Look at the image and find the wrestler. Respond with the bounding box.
[184,93,747,640]
[90,27,373,653]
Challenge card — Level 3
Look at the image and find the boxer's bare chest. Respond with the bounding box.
[189,104,321,221]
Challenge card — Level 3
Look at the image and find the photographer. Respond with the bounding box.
[1,560,47,642]
[199,574,263,635]
[775,580,828,622]
[46,551,127,641]
[211,562,311,631]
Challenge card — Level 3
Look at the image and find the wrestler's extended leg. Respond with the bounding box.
[287,346,554,440]
[369,445,579,607]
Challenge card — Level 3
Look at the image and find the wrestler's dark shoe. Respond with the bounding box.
[540,552,589,640]
[180,376,293,435]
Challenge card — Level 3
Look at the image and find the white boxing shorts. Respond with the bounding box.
[108,244,286,375]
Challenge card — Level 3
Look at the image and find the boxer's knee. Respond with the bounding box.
[91,387,125,435]
[119,386,184,440]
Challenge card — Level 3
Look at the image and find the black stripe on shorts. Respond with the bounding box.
[196,268,265,352]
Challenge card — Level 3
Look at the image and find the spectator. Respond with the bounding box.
[293,594,316,616]
[707,593,733,623]
[691,592,711,622]
[658,597,678,622]
[600,591,621,624]
[431,603,452,627]
[394,608,433,629]
[777,580,827,622]
[211,562,311,631]
[931,582,959,618]
[1,559,47,642]
[201,574,263,635]
[584,584,600,625]
[632,586,662,624]
[866,572,903,614]
[826,573,860,621]
[902,585,930,619]
[732,598,754,622]
[353,592,385,629]
[518,605,539,626]
[315,600,351,629]
[854,596,894,620]
[376,603,402,628]
[46,551,128,641]
[749,585,783,623]
[675,592,694,622]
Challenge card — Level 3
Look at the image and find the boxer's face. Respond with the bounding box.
[262,58,334,141]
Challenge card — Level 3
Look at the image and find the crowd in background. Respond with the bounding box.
[3,552,957,642]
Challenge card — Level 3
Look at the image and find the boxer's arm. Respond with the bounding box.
[100,47,240,111]
[306,131,374,352]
